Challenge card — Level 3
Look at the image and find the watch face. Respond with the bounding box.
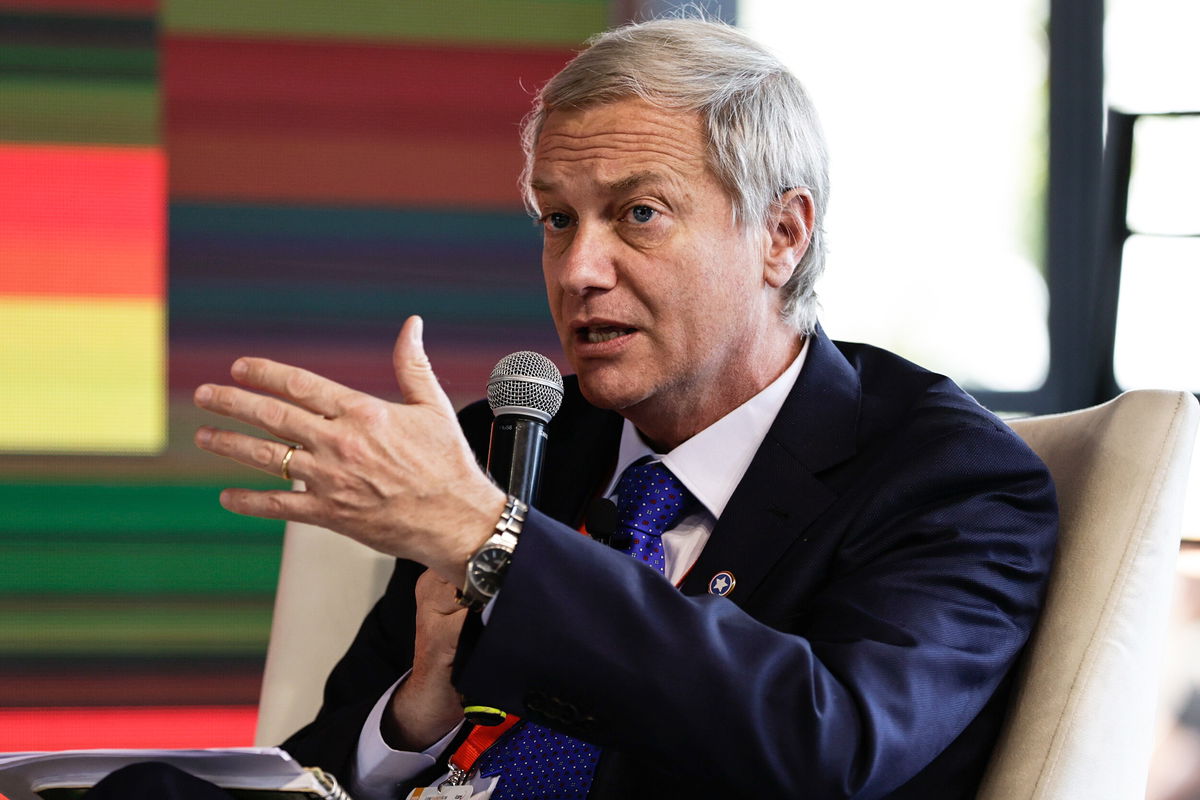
[469,546,510,595]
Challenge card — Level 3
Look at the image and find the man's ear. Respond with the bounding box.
[763,188,814,289]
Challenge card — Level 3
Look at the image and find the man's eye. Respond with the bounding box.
[628,205,656,224]
[543,212,572,230]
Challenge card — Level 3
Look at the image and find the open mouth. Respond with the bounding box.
[579,326,636,344]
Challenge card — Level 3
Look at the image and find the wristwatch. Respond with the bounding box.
[458,495,527,613]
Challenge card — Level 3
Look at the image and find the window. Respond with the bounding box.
[740,0,1050,393]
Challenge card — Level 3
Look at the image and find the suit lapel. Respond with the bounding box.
[680,329,863,603]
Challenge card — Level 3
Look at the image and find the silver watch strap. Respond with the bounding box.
[457,495,528,611]
[494,494,527,538]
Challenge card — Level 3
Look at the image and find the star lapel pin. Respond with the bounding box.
[708,571,735,597]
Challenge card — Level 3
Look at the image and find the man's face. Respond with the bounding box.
[531,98,786,438]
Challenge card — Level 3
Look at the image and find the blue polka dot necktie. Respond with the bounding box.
[474,460,694,799]
[612,460,693,572]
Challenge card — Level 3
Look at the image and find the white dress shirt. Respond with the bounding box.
[351,340,809,799]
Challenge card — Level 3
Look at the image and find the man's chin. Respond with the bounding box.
[575,370,646,413]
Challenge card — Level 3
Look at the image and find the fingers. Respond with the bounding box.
[392,316,456,416]
[194,382,323,447]
[193,325,482,566]
[230,357,351,419]
[218,486,323,522]
[415,568,465,616]
[195,426,311,482]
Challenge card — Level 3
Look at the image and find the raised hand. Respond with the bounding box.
[193,315,506,584]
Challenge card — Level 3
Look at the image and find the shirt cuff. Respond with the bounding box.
[482,593,498,624]
[351,674,465,800]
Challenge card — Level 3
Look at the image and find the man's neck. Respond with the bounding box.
[626,333,805,451]
[606,336,811,519]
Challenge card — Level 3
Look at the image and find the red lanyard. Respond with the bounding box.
[448,713,520,777]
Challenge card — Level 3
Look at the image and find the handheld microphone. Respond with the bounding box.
[485,351,564,505]
[465,352,562,727]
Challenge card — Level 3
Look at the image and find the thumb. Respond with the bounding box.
[393,316,454,414]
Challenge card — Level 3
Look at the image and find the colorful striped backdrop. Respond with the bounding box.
[0,0,607,752]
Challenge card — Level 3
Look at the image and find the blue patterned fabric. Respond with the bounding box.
[614,460,693,572]
[475,460,693,799]
[475,722,600,800]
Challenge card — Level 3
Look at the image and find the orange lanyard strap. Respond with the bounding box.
[448,713,521,775]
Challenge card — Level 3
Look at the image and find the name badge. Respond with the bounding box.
[406,774,499,800]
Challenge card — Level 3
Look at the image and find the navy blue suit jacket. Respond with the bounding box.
[283,330,1058,799]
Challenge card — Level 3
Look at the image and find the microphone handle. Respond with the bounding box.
[463,414,549,727]
[486,415,549,505]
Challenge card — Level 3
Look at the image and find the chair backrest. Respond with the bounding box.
[255,518,395,746]
[977,390,1199,799]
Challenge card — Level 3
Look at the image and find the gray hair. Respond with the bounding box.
[520,17,830,334]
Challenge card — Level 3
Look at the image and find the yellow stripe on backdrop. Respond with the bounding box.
[0,296,165,454]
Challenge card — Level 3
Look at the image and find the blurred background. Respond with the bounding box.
[1,0,1197,794]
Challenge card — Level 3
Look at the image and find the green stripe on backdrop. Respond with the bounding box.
[0,44,157,79]
[162,0,605,46]
[0,76,157,145]
[170,282,550,326]
[0,540,282,595]
[0,483,284,537]
[0,599,271,656]
[172,204,536,243]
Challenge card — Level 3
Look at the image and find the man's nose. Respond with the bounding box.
[555,223,618,297]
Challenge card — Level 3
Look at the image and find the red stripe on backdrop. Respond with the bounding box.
[168,129,524,207]
[0,144,165,298]
[0,706,257,751]
[164,35,574,140]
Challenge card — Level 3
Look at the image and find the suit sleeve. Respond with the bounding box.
[450,422,1058,799]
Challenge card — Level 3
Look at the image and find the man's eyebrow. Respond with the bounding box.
[529,178,555,193]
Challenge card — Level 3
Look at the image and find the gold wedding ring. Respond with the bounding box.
[280,444,299,481]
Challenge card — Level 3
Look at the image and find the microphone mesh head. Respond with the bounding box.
[487,351,564,422]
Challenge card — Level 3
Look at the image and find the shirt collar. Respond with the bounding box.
[606,337,810,519]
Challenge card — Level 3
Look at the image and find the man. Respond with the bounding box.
[194,18,1057,800]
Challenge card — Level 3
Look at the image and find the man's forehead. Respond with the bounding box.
[530,99,709,188]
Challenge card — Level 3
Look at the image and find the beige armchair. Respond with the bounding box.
[979,390,1199,799]
[255,517,394,747]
